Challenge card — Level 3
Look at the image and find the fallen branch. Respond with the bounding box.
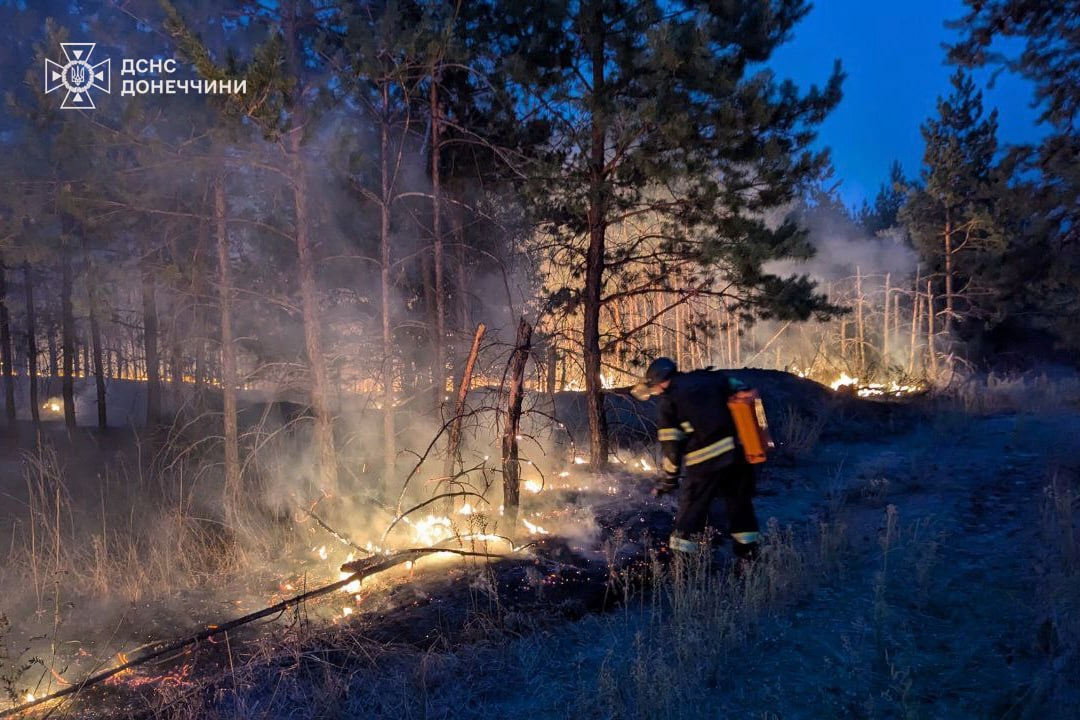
[298,505,371,556]
[0,547,506,718]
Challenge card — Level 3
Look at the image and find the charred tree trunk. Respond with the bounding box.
[0,260,15,424]
[430,74,446,411]
[192,208,208,405]
[502,317,532,531]
[61,243,76,428]
[380,80,396,490]
[215,176,241,513]
[444,322,485,477]
[141,262,161,427]
[455,211,468,335]
[88,295,106,431]
[47,324,58,379]
[25,264,39,426]
[546,343,557,397]
[582,8,609,468]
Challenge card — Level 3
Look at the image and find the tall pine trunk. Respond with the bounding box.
[380,81,396,490]
[430,74,446,410]
[943,208,954,336]
[215,176,241,513]
[141,262,161,426]
[88,297,106,430]
[582,5,609,468]
[61,243,76,428]
[285,2,337,496]
[24,264,39,426]
[0,260,15,424]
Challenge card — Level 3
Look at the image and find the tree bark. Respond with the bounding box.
[47,324,58,379]
[141,260,161,426]
[215,176,241,514]
[502,317,532,531]
[582,4,609,467]
[927,279,937,379]
[882,273,891,367]
[285,1,338,496]
[88,293,107,431]
[24,264,39,426]
[546,342,557,397]
[856,267,866,375]
[909,266,921,375]
[943,208,953,335]
[0,260,15,424]
[380,80,396,490]
[430,73,446,411]
[61,243,76,428]
[444,322,485,477]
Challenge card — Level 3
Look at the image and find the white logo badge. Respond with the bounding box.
[45,43,111,109]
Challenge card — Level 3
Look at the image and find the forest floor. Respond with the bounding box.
[2,375,1079,719]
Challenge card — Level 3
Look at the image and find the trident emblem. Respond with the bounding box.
[45,43,110,109]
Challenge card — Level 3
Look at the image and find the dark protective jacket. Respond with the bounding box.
[656,370,748,477]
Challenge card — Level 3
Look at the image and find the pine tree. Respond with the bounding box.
[859,161,907,236]
[901,70,1002,340]
[948,0,1080,350]
[496,0,842,465]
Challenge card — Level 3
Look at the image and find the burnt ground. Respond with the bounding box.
[3,375,1080,718]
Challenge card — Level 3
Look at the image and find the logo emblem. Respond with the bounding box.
[45,43,110,109]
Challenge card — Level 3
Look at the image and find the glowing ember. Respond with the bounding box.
[639,457,652,472]
[573,456,586,465]
[342,607,353,617]
[24,693,34,703]
[524,479,543,494]
[558,470,570,478]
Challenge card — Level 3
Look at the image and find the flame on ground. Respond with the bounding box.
[522,518,550,535]
[830,373,922,398]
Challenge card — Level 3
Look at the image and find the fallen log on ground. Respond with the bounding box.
[0,547,507,719]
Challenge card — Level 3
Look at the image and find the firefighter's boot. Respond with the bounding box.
[731,532,760,578]
[669,533,699,584]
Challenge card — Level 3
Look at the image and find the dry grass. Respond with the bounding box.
[774,404,826,460]
[949,372,1080,416]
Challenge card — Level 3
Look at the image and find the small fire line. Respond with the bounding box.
[0,547,508,718]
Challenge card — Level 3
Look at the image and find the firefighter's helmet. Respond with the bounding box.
[631,357,678,400]
[645,357,677,385]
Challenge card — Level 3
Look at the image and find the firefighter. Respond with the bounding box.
[632,357,761,567]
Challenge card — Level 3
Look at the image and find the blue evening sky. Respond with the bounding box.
[769,0,1044,209]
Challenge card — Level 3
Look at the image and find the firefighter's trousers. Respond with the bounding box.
[670,453,759,559]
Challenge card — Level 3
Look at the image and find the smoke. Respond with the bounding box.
[765,203,917,284]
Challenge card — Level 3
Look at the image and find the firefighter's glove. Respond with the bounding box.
[652,474,681,497]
